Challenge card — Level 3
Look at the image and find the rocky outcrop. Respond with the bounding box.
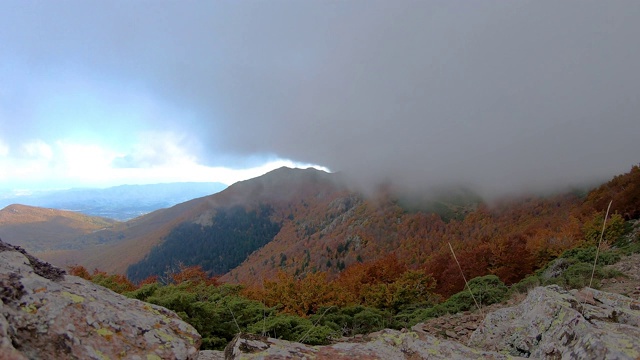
[226,285,640,360]
[225,330,523,360]
[4,236,640,359]
[0,240,200,359]
[469,285,640,359]
[197,350,225,359]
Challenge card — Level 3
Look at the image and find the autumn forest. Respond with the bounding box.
[69,165,640,349]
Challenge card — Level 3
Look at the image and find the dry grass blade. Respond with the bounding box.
[297,306,334,343]
[589,200,613,288]
[448,242,484,317]
[227,305,242,334]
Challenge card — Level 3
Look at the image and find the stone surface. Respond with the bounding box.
[410,302,508,344]
[469,285,640,359]
[0,240,201,359]
[225,330,523,360]
[197,350,225,360]
[4,236,640,360]
[601,253,640,301]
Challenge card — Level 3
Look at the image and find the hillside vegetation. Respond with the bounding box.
[67,164,640,350]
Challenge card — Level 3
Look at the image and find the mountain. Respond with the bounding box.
[0,204,118,253]
[0,182,227,220]
[31,166,486,283]
[39,167,349,275]
[30,164,640,297]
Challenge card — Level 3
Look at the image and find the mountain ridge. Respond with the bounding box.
[0,181,227,220]
[6,164,640,300]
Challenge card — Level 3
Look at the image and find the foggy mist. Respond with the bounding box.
[1,1,639,197]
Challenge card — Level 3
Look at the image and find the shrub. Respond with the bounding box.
[247,314,335,344]
[561,247,621,266]
[582,213,626,246]
[442,275,508,313]
[543,262,624,289]
[394,275,509,326]
[510,275,541,295]
[310,305,395,337]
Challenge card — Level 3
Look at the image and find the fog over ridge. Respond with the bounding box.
[1,1,638,197]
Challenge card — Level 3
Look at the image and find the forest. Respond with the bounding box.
[70,165,640,350]
[126,204,281,282]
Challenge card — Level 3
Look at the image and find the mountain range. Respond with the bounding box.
[1,165,638,298]
[0,182,227,221]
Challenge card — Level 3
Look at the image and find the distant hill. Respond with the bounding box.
[0,182,227,221]
[0,204,119,253]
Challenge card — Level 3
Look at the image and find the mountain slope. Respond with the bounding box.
[37,164,640,297]
[0,204,118,252]
[40,167,348,274]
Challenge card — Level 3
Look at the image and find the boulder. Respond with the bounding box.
[225,330,523,359]
[197,350,225,360]
[0,240,201,359]
[469,285,640,359]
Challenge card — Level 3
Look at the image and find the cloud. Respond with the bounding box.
[20,140,54,161]
[112,132,196,169]
[0,139,8,157]
[1,1,639,197]
[0,134,325,191]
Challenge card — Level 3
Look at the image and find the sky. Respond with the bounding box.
[1,1,639,198]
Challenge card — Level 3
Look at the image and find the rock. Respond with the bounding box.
[226,330,524,359]
[469,285,640,359]
[540,258,571,281]
[198,350,225,360]
[4,236,640,360]
[0,240,201,359]
[445,330,458,338]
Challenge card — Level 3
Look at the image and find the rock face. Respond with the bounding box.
[227,286,640,360]
[4,236,640,360]
[469,285,640,359]
[0,240,201,359]
[225,330,523,360]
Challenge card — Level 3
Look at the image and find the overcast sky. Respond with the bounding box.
[1,1,639,197]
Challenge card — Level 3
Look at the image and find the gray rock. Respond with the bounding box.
[225,330,523,359]
[197,350,225,360]
[469,285,640,359]
[0,240,201,359]
[540,258,571,281]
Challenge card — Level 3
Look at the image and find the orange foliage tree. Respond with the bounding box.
[251,271,342,316]
[171,264,220,286]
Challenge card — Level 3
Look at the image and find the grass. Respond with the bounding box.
[448,242,484,317]
[589,200,613,288]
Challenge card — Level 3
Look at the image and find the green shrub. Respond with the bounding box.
[543,262,624,289]
[510,275,541,295]
[442,275,508,313]
[582,213,626,246]
[393,275,509,327]
[247,314,335,344]
[394,306,439,327]
[620,241,640,255]
[125,282,160,300]
[310,305,395,337]
[561,247,620,265]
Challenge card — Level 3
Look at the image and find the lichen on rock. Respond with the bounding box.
[469,285,640,359]
[0,238,201,359]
